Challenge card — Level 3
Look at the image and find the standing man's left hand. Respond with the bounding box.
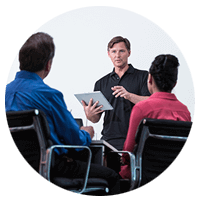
[111,86,131,100]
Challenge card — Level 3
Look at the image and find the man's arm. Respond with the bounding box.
[82,98,104,123]
[111,86,149,104]
[49,92,93,146]
[80,126,94,139]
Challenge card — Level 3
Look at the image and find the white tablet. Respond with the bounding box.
[74,91,113,111]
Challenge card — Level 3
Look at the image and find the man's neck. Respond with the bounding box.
[35,70,48,80]
[114,64,129,78]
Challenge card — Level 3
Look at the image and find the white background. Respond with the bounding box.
[6,6,195,140]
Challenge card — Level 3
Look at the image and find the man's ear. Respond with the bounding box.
[107,50,111,58]
[128,50,131,57]
[45,59,52,72]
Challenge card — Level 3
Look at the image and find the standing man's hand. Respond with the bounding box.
[81,98,104,123]
[111,86,131,100]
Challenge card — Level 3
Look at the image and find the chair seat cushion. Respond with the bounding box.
[52,177,109,190]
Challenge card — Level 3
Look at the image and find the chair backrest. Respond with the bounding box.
[134,118,192,188]
[6,109,51,175]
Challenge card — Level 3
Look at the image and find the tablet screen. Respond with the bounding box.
[74,91,113,111]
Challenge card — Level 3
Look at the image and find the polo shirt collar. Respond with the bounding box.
[110,64,135,77]
[15,70,44,83]
[150,92,178,101]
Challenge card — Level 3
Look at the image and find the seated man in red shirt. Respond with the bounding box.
[119,54,191,179]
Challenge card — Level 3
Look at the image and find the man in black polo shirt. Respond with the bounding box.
[82,36,150,150]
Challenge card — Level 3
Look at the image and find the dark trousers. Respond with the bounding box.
[52,155,121,195]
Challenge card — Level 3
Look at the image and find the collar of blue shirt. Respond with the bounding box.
[15,70,44,83]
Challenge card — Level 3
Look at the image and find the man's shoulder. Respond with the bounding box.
[96,72,112,83]
[94,71,112,91]
[133,67,149,75]
[30,85,64,108]
[39,84,63,97]
[131,66,149,84]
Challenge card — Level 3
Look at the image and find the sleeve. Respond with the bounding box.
[122,105,144,164]
[94,80,100,92]
[48,91,91,147]
[140,71,151,96]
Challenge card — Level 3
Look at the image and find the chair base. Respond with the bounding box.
[52,177,109,194]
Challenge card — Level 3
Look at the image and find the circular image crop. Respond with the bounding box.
[5,6,195,196]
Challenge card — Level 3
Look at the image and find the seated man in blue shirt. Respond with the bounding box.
[5,32,120,195]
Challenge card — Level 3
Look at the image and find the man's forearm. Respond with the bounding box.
[128,93,149,104]
[112,86,149,104]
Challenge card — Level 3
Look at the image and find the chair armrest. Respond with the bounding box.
[109,151,139,190]
[45,145,92,194]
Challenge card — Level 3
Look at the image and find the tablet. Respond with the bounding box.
[74,91,113,111]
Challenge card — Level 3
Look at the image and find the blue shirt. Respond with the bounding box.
[5,70,91,155]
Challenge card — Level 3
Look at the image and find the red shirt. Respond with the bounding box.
[119,92,191,179]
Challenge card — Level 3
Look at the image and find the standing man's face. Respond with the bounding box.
[108,42,131,69]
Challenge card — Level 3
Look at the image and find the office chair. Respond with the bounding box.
[6,109,109,194]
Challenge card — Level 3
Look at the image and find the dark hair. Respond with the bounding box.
[107,36,131,51]
[149,54,179,92]
[19,32,55,72]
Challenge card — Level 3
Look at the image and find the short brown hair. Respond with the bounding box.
[19,32,55,72]
[107,36,131,51]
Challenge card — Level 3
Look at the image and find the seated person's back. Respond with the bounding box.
[5,32,121,195]
[5,33,92,155]
[120,54,191,179]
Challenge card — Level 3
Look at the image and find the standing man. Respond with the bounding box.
[82,36,150,150]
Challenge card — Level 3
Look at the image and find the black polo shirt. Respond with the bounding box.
[94,64,150,150]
